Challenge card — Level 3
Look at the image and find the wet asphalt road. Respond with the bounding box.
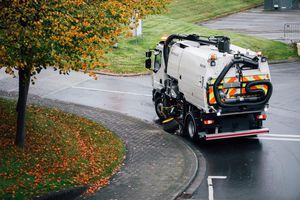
[0,70,155,121]
[0,62,300,199]
[190,62,300,200]
[201,7,300,43]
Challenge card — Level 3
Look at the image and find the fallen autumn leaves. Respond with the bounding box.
[0,98,125,199]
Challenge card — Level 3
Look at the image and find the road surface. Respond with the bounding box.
[0,62,300,199]
[201,7,300,43]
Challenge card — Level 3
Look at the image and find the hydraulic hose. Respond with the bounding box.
[213,58,273,108]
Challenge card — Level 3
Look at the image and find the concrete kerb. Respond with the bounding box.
[198,3,263,24]
[33,186,88,200]
[176,139,207,200]
[81,69,151,77]
[86,59,299,78]
[170,138,198,200]
[268,58,300,64]
[172,138,207,200]
[0,91,204,200]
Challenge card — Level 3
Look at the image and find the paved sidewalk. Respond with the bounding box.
[202,7,300,43]
[0,91,198,200]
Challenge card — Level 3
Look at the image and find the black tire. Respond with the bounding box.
[162,118,179,133]
[184,112,199,142]
[155,97,168,121]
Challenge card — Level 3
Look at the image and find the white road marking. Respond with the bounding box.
[249,137,300,142]
[41,78,93,98]
[8,87,19,92]
[207,176,227,200]
[265,134,300,138]
[42,85,77,98]
[246,133,300,142]
[72,86,152,97]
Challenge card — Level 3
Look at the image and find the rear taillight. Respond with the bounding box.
[203,119,215,125]
[256,114,267,120]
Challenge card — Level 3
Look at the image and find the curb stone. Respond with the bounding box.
[171,139,199,200]
[176,139,207,200]
[33,186,88,200]
[81,69,151,77]
[198,3,263,24]
[268,58,300,64]
[86,59,300,78]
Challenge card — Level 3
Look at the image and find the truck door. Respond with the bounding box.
[152,50,164,90]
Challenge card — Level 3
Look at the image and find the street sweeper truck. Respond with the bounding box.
[145,34,273,141]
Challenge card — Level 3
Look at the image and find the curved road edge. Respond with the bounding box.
[176,139,207,200]
[0,90,206,200]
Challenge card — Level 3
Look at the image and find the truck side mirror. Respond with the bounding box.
[146,50,152,58]
[145,58,152,69]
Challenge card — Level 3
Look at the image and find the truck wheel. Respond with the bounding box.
[162,118,179,133]
[155,98,168,121]
[185,113,199,142]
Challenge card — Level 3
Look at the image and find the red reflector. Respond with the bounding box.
[204,119,214,125]
[256,114,267,120]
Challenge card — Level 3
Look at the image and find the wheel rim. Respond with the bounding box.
[188,119,195,139]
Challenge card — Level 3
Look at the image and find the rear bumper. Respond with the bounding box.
[205,128,269,140]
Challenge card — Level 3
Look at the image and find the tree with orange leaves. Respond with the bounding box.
[0,0,169,147]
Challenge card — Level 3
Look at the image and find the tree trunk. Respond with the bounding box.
[15,69,30,148]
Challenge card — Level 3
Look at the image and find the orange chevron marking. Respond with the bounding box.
[242,76,249,82]
[229,88,237,97]
[208,75,270,104]
[227,77,237,83]
[253,75,261,81]
[209,87,216,104]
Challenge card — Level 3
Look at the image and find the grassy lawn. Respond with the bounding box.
[99,0,298,74]
[0,98,125,199]
[165,0,263,23]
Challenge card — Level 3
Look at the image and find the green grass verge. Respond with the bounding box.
[99,0,297,74]
[0,98,125,199]
[165,0,263,23]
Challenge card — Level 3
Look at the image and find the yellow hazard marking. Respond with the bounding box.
[228,88,237,97]
[253,75,261,81]
[226,77,237,83]
[208,75,270,104]
[162,118,174,124]
[210,75,269,84]
[209,87,216,104]
[252,85,268,94]
[241,88,246,94]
